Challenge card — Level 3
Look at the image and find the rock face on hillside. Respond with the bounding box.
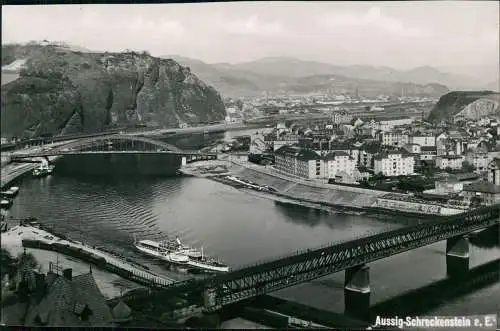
[1,44,225,139]
[427,91,500,123]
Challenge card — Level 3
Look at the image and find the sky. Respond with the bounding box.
[2,2,499,69]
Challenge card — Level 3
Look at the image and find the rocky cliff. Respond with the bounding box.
[427,91,500,123]
[1,44,226,139]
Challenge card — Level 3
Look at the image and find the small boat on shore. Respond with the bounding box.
[1,186,19,199]
[1,198,13,209]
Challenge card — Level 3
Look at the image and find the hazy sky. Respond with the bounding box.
[2,2,499,69]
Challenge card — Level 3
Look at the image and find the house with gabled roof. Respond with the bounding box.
[462,158,500,206]
[23,267,114,327]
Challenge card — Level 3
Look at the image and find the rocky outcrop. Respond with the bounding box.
[1,44,226,139]
[427,91,500,123]
[454,97,500,121]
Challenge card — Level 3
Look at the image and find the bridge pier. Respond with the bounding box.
[181,156,187,166]
[203,288,217,309]
[446,235,469,278]
[344,264,370,321]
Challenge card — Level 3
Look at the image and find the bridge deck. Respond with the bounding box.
[12,150,214,158]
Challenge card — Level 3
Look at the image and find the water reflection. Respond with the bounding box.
[469,225,500,249]
[371,259,499,318]
[274,201,324,227]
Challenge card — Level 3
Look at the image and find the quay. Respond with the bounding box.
[1,163,37,189]
[2,223,176,288]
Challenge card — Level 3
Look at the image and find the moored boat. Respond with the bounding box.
[185,246,230,273]
[1,189,17,198]
[32,162,55,178]
[134,238,190,265]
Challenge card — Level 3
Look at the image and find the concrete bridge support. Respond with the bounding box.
[446,235,470,278]
[344,264,370,321]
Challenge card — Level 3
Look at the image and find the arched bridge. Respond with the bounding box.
[10,134,217,160]
[119,205,500,317]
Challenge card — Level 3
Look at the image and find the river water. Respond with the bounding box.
[4,173,499,320]
[2,129,499,324]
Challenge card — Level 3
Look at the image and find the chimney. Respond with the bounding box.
[63,268,72,281]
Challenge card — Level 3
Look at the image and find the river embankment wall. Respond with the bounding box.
[229,161,387,209]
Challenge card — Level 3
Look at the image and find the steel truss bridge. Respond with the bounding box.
[130,205,499,313]
[10,134,216,160]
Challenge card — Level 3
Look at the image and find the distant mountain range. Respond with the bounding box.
[163,55,473,98]
[162,56,498,98]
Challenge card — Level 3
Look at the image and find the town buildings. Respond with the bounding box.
[462,158,500,206]
[373,150,415,176]
[274,146,357,181]
[266,110,500,207]
[324,151,357,180]
[1,260,131,327]
[436,154,464,170]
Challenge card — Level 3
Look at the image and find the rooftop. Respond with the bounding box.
[323,151,351,160]
[23,270,114,327]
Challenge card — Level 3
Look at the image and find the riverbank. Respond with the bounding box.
[1,223,175,290]
[1,225,142,299]
[1,163,37,189]
[189,156,384,213]
[1,156,60,189]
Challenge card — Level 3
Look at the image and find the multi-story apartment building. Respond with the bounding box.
[435,155,464,170]
[409,134,436,147]
[380,131,409,147]
[331,111,353,125]
[488,158,500,184]
[359,143,381,169]
[436,138,466,156]
[323,151,356,179]
[374,150,415,176]
[464,151,490,172]
[377,117,414,132]
[420,146,437,160]
[326,142,360,165]
[274,146,324,179]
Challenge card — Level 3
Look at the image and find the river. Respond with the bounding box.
[3,172,499,322]
[2,128,499,324]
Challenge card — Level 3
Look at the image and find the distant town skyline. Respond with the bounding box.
[2,2,499,69]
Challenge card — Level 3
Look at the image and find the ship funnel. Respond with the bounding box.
[176,237,182,246]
